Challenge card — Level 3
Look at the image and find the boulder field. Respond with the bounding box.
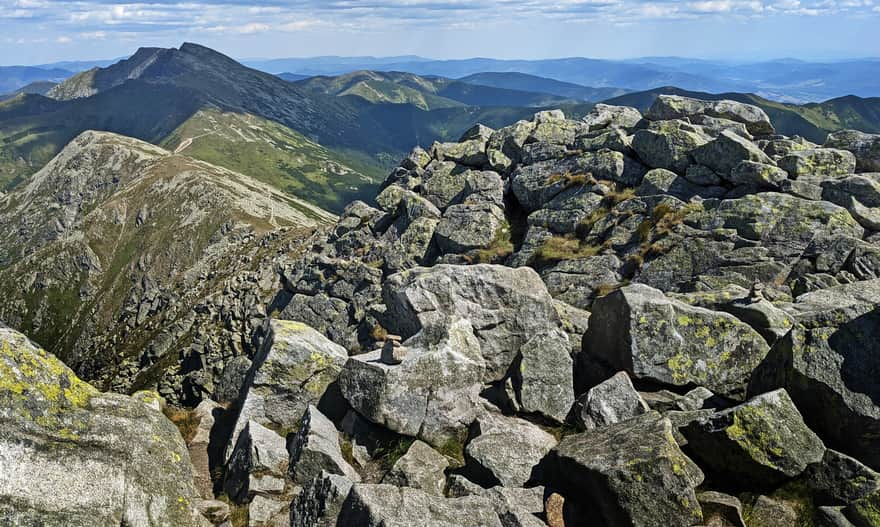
[5,95,880,526]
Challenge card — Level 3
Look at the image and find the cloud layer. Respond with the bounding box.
[1,0,877,63]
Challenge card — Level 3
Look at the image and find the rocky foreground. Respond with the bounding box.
[4,94,880,526]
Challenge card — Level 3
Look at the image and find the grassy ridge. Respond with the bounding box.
[159,109,383,213]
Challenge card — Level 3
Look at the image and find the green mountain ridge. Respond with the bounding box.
[606,86,880,143]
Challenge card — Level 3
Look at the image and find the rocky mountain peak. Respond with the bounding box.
[5,92,880,526]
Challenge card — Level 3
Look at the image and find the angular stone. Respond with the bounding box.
[541,412,704,527]
[0,326,205,527]
[683,389,825,486]
[511,150,626,211]
[576,371,650,431]
[464,412,557,487]
[382,440,449,496]
[583,283,770,400]
[190,399,222,499]
[825,129,880,172]
[227,320,348,461]
[290,471,354,527]
[803,449,880,505]
[632,124,708,174]
[225,420,289,503]
[434,203,506,254]
[336,484,504,527]
[645,95,774,135]
[728,160,788,188]
[289,405,360,484]
[698,491,746,527]
[691,130,774,176]
[583,103,643,131]
[339,318,486,445]
[750,279,880,469]
[778,148,857,178]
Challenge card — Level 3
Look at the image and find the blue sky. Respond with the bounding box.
[1,0,878,65]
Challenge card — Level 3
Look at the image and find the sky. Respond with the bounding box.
[1,0,879,66]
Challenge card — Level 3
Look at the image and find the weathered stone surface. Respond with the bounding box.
[748,496,800,527]
[382,440,449,496]
[190,399,222,499]
[691,130,774,175]
[542,412,704,527]
[433,137,489,168]
[632,123,708,174]
[290,471,353,527]
[434,203,506,254]
[464,412,557,487]
[728,160,788,188]
[583,283,770,399]
[583,103,643,131]
[288,405,360,484]
[683,389,825,486]
[0,325,206,527]
[227,320,348,461]
[803,449,880,505]
[511,150,627,211]
[248,495,287,527]
[336,484,504,527]
[750,279,880,469]
[645,95,774,135]
[382,264,574,422]
[698,491,746,527]
[576,371,650,430]
[636,168,723,201]
[825,130,880,172]
[777,148,857,178]
[225,420,289,503]
[339,318,486,445]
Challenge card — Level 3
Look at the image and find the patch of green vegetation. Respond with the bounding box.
[159,109,383,213]
[473,224,514,263]
[374,436,415,470]
[534,234,603,264]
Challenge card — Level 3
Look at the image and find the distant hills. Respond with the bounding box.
[248,55,880,103]
[607,87,880,143]
[0,44,591,208]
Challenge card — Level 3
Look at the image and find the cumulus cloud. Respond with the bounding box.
[0,0,874,52]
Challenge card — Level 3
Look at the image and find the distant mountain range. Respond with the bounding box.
[247,55,880,103]
[0,44,591,206]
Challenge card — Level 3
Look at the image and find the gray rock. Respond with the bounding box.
[825,129,880,172]
[190,399,222,499]
[685,164,723,186]
[289,405,360,484]
[683,389,825,486]
[542,412,704,527]
[227,320,348,461]
[421,161,467,210]
[750,279,880,469]
[290,471,353,527]
[728,160,788,188]
[576,371,650,430]
[433,137,489,168]
[0,326,206,527]
[339,318,486,445]
[224,420,289,503]
[486,120,535,171]
[645,95,774,135]
[248,495,287,527]
[382,440,449,496]
[821,174,880,230]
[631,123,708,174]
[636,167,724,200]
[582,283,770,400]
[511,150,627,211]
[803,449,880,505]
[777,148,857,178]
[464,412,557,487]
[434,203,506,254]
[697,491,746,527]
[583,103,643,131]
[382,264,574,422]
[336,484,504,527]
[747,495,800,527]
[691,130,774,176]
